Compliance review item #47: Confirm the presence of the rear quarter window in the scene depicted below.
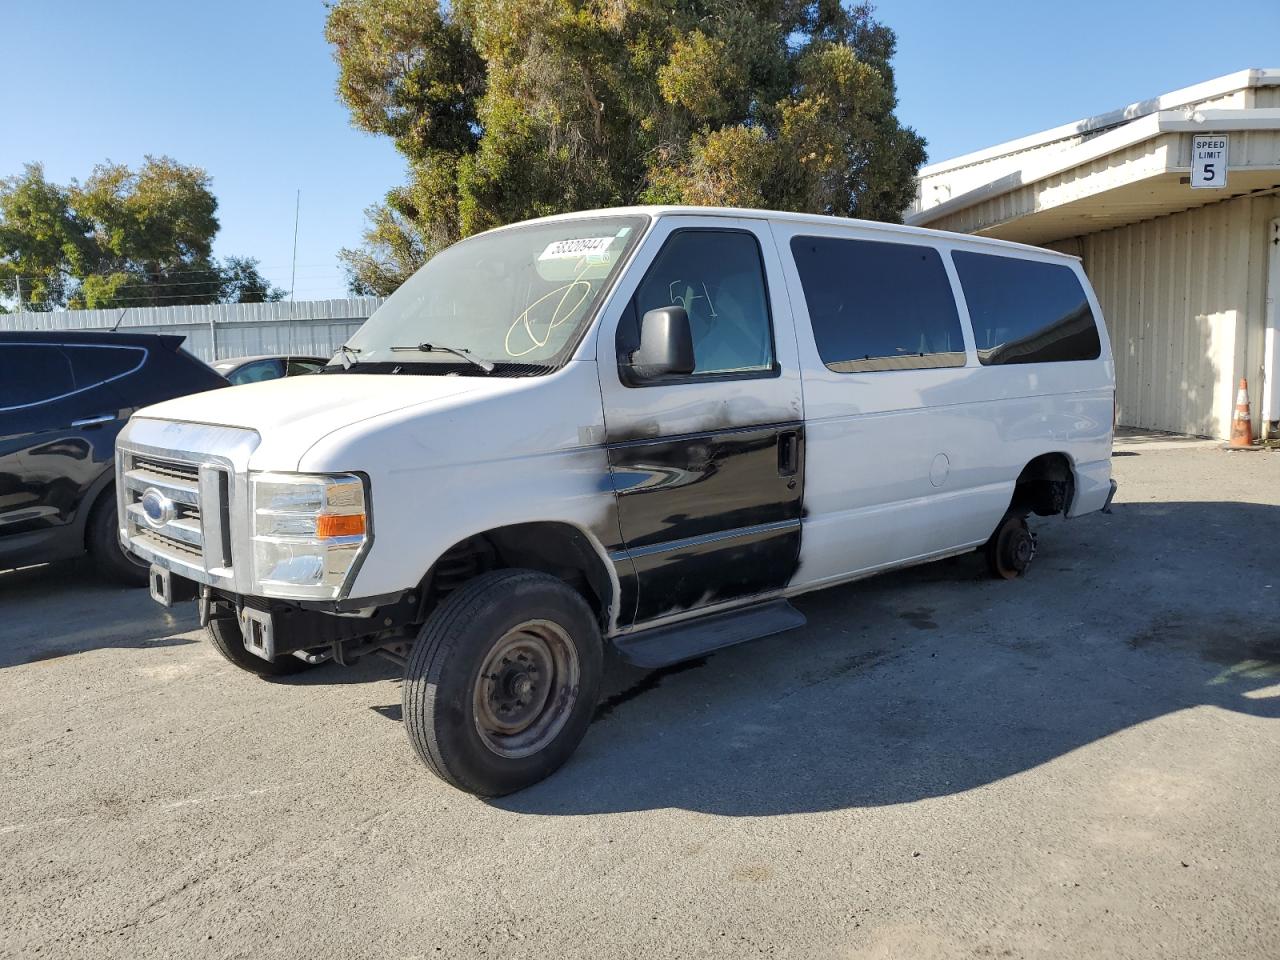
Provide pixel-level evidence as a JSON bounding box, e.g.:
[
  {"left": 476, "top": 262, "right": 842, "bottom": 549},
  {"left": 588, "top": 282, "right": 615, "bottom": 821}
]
[
  {"left": 64, "top": 345, "right": 146, "bottom": 387},
  {"left": 951, "top": 251, "right": 1101, "bottom": 365},
  {"left": 114, "top": 343, "right": 227, "bottom": 408},
  {"left": 789, "top": 236, "right": 966, "bottom": 373}
]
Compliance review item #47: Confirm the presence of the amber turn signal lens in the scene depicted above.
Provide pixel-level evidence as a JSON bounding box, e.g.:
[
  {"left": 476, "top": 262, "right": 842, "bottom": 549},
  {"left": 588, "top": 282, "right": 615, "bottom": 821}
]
[{"left": 315, "top": 514, "right": 366, "bottom": 538}]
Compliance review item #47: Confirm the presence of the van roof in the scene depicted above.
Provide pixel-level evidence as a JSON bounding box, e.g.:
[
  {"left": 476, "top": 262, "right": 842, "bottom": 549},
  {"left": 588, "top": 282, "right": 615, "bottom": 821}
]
[{"left": 487, "top": 205, "right": 1081, "bottom": 261}]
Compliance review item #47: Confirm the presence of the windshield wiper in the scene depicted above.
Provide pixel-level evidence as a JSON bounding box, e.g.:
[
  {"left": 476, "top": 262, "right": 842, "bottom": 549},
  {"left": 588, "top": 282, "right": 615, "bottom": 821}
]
[
  {"left": 335, "top": 343, "right": 362, "bottom": 369},
  {"left": 390, "top": 342, "right": 495, "bottom": 374}
]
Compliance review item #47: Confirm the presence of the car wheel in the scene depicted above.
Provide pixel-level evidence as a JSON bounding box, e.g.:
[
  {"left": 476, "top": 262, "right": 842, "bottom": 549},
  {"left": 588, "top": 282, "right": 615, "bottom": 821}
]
[
  {"left": 87, "top": 493, "right": 150, "bottom": 587},
  {"left": 206, "top": 614, "right": 313, "bottom": 677},
  {"left": 402, "top": 569, "right": 603, "bottom": 796}
]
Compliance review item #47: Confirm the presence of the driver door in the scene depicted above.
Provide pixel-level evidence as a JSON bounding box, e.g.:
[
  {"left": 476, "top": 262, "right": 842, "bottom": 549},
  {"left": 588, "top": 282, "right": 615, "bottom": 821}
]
[{"left": 595, "top": 215, "right": 805, "bottom": 628}]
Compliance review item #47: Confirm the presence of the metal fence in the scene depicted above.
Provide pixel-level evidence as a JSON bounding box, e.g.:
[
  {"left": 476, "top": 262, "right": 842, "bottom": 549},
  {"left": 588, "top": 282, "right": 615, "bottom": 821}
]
[{"left": 0, "top": 298, "right": 385, "bottom": 363}]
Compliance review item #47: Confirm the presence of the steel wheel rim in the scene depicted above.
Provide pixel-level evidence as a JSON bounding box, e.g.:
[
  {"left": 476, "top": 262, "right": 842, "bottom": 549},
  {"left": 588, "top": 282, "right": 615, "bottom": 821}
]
[
  {"left": 996, "top": 522, "right": 1035, "bottom": 578},
  {"left": 473, "top": 619, "right": 580, "bottom": 759}
]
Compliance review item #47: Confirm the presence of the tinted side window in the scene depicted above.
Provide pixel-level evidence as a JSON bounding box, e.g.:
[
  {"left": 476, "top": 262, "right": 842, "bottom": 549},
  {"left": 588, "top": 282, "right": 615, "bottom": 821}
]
[
  {"left": 952, "top": 251, "right": 1101, "bottom": 365},
  {"left": 0, "top": 345, "right": 75, "bottom": 409},
  {"left": 287, "top": 358, "right": 325, "bottom": 375},
  {"left": 789, "top": 236, "right": 966, "bottom": 372},
  {"left": 620, "top": 230, "right": 775, "bottom": 377},
  {"left": 227, "top": 358, "right": 285, "bottom": 385},
  {"left": 64, "top": 345, "right": 146, "bottom": 387}
]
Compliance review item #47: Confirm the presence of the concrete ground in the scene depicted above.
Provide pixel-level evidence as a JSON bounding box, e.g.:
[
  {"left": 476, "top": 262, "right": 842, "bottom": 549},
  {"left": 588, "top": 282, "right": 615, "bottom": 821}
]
[{"left": 3, "top": 438, "right": 1279, "bottom": 959}]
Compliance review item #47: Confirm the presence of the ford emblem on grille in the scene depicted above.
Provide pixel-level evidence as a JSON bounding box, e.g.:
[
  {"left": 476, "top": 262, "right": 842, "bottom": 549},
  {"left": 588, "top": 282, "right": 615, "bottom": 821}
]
[{"left": 140, "top": 487, "right": 176, "bottom": 529}]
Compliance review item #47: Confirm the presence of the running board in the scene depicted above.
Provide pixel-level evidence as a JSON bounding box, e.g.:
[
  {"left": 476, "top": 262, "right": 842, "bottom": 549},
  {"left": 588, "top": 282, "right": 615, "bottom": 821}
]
[{"left": 612, "top": 600, "right": 807, "bottom": 669}]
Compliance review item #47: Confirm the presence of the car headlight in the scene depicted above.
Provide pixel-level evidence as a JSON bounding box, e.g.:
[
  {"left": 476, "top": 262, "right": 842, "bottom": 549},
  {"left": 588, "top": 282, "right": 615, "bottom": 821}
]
[{"left": 250, "top": 472, "right": 370, "bottom": 599}]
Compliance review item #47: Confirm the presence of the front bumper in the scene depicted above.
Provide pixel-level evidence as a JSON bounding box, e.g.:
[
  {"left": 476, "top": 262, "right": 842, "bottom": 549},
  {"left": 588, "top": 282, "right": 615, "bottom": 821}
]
[{"left": 146, "top": 557, "right": 417, "bottom": 663}]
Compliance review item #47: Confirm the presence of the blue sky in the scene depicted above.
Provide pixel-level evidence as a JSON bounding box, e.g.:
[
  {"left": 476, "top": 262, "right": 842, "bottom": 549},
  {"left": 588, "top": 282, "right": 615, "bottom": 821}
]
[{"left": 4, "top": 0, "right": 1278, "bottom": 299}]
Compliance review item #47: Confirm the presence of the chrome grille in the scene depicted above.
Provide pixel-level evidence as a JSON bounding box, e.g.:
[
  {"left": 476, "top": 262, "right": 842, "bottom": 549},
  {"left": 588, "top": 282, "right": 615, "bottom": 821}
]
[
  {"left": 121, "top": 451, "right": 229, "bottom": 571},
  {"left": 133, "top": 527, "right": 203, "bottom": 561},
  {"left": 115, "top": 420, "right": 259, "bottom": 593},
  {"left": 131, "top": 455, "right": 200, "bottom": 484}
]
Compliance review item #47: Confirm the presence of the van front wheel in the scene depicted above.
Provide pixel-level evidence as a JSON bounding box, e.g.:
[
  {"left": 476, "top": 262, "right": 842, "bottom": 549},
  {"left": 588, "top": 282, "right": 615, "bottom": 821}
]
[
  {"left": 985, "top": 513, "right": 1036, "bottom": 580},
  {"left": 402, "top": 570, "right": 603, "bottom": 796}
]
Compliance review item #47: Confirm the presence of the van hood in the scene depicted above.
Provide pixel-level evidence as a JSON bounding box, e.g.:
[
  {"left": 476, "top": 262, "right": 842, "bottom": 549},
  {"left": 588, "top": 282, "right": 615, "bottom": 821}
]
[{"left": 133, "top": 372, "right": 506, "bottom": 467}]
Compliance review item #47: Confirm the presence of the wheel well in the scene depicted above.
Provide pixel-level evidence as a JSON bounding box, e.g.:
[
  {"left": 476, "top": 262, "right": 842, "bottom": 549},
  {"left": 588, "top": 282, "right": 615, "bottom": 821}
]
[
  {"left": 1010, "top": 454, "right": 1075, "bottom": 518},
  {"left": 421, "top": 523, "right": 613, "bottom": 628}
]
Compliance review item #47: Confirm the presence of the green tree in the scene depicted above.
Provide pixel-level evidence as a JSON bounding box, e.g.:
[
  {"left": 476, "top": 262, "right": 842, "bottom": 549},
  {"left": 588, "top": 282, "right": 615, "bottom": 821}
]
[
  {"left": 0, "top": 164, "right": 93, "bottom": 309},
  {"left": 1, "top": 157, "right": 283, "bottom": 310},
  {"left": 217, "top": 256, "right": 286, "bottom": 303},
  {"left": 68, "top": 156, "right": 224, "bottom": 309},
  {"left": 327, "top": 0, "right": 926, "bottom": 294}
]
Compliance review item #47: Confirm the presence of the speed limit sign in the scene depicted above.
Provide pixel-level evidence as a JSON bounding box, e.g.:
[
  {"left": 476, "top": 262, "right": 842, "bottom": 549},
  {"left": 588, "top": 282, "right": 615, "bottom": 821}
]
[{"left": 1191, "top": 135, "right": 1229, "bottom": 189}]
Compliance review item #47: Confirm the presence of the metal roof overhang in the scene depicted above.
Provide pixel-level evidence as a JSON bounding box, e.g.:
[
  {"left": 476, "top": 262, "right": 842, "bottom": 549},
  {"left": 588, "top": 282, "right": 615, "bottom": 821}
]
[{"left": 908, "top": 109, "right": 1280, "bottom": 246}]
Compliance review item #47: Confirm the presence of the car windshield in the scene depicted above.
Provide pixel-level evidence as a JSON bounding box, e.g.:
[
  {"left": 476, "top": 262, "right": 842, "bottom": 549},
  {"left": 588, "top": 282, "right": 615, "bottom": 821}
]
[{"left": 337, "top": 215, "right": 648, "bottom": 373}]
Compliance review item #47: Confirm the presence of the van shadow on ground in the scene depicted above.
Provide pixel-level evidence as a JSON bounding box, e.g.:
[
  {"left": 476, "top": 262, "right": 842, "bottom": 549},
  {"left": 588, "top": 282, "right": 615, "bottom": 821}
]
[{"left": 498, "top": 499, "right": 1280, "bottom": 817}]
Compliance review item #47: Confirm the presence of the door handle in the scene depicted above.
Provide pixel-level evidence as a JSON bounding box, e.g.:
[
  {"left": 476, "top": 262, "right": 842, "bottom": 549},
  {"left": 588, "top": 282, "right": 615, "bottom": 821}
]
[
  {"left": 777, "top": 430, "right": 799, "bottom": 478},
  {"left": 71, "top": 414, "right": 115, "bottom": 428}
]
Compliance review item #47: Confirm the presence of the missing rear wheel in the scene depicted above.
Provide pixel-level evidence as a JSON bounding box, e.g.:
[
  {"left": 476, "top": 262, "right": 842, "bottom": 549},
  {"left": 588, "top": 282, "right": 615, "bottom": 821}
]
[{"left": 985, "top": 513, "right": 1036, "bottom": 580}]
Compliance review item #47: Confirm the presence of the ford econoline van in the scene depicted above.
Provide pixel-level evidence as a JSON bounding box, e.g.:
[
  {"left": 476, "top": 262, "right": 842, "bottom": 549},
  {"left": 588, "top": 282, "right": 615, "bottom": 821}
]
[{"left": 116, "top": 207, "right": 1116, "bottom": 796}]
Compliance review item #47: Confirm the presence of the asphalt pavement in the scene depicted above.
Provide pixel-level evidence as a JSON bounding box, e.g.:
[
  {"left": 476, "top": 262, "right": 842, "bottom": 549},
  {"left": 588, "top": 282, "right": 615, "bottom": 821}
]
[{"left": 3, "top": 433, "right": 1279, "bottom": 959}]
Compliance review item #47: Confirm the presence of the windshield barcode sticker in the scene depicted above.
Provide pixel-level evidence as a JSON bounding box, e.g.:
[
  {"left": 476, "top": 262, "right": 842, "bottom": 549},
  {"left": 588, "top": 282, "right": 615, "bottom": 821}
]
[{"left": 538, "top": 237, "right": 615, "bottom": 261}]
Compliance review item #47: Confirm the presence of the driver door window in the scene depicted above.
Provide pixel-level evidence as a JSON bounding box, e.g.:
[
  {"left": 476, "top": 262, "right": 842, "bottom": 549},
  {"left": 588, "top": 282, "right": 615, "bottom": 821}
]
[{"left": 619, "top": 230, "right": 776, "bottom": 378}]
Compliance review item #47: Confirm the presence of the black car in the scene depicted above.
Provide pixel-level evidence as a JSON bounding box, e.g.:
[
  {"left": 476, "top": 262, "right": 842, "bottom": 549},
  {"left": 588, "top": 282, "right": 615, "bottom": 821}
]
[{"left": 0, "top": 331, "right": 227, "bottom": 583}]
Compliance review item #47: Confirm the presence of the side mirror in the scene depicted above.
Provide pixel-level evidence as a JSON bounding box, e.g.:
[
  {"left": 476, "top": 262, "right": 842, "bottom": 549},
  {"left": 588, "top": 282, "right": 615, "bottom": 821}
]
[{"left": 625, "top": 306, "right": 695, "bottom": 381}]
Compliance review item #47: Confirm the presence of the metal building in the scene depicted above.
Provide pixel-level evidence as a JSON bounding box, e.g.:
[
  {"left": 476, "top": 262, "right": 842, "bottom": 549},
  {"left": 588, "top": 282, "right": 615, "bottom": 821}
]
[
  {"left": 0, "top": 297, "right": 383, "bottom": 364},
  {"left": 909, "top": 69, "right": 1280, "bottom": 440}
]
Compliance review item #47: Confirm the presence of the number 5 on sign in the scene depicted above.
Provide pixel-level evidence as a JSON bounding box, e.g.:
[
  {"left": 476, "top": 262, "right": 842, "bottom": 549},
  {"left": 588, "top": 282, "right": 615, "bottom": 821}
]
[{"left": 1192, "top": 134, "right": 1229, "bottom": 189}]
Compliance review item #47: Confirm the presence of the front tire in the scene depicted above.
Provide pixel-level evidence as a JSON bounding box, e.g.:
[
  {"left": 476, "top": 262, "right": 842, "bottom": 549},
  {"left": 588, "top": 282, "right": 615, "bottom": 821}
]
[
  {"left": 87, "top": 495, "right": 149, "bottom": 587},
  {"left": 206, "top": 615, "right": 312, "bottom": 677},
  {"left": 402, "top": 570, "right": 603, "bottom": 797}
]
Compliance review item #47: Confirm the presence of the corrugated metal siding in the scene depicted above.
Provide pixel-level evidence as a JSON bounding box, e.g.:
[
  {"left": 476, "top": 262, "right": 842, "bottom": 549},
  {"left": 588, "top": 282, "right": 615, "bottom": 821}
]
[
  {"left": 1072, "top": 193, "right": 1279, "bottom": 438},
  {"left": 915, "top": 132, "right": 1095, "bottom": 213},
  {"left": 1256, "top": 87, "right": 1280, "bottom": 108},
  {"left": 0, "top": 298, "right": 383, "bottom": 363}
]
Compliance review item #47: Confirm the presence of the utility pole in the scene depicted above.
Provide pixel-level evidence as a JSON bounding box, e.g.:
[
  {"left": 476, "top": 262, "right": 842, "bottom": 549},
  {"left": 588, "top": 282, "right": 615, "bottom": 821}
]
[
  {"left": 14, "top": 276, "right": 21, "bottom": 309},
  {"left": 290, "top": 189, "right": 300, "bottom": 303}
]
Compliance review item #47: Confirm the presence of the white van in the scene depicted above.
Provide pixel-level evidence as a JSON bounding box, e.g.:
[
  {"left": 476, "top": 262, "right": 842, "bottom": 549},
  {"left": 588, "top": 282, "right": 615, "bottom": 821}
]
[{"left": 117, "top": 206, "right": 1116, "bottom": 795}]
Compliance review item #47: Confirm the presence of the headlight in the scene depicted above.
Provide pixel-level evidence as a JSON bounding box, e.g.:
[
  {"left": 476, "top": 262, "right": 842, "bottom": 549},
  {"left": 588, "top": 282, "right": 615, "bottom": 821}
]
[{"left": 250, "top": 472, "right": 370, "bottom": 599}]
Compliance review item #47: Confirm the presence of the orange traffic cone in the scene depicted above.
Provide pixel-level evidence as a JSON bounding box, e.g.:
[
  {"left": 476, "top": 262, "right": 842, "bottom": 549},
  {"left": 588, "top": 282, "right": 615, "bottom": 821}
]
[{"left": 1229, "top": 377, "right": 1255, "bottom": 448}]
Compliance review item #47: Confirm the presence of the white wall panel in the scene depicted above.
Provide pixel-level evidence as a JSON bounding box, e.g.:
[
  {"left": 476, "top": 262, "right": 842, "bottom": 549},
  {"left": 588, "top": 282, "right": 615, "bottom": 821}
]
[
  {"left": 0, "top": 298, "right": 381, "bottom": 363},
  {"left": 1070, "top": 194, "right": 1279, "bottom": 437}
]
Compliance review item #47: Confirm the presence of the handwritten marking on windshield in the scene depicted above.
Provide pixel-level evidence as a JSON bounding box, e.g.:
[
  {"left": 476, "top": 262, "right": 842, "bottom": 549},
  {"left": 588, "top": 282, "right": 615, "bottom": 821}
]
[{"left": 505, "top": 257, "right": 596, "bottom": 357}]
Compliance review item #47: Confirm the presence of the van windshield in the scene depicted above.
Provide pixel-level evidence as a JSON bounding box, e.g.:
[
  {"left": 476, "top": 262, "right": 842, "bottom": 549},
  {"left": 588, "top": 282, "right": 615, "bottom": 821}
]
[{"left": 335, "top": 216, "right": 648, "bottom": 374}]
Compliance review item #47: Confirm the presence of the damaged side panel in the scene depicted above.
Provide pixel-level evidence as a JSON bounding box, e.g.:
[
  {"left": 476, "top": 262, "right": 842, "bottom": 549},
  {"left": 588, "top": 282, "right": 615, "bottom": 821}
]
[{"left": 607, "top": 423, "right": 804, "bottom": 623}]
